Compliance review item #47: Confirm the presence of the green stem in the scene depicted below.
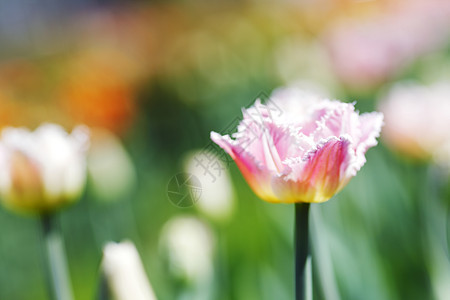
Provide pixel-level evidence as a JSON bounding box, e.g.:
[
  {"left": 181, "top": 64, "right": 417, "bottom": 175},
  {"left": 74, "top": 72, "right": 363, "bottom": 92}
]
[
  {"left": 96, "top": 273, "right": 110, "bottom": 300},
  {"left": 40, "top": 214, "right": 74, "bottom": 300},
  {"left": 295, "top": 203, "right": 310, "bottom": 300}
]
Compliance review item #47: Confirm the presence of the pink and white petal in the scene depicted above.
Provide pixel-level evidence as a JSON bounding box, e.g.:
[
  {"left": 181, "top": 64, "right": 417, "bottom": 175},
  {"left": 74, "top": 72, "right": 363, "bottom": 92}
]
[
  {"left": 312, "top": 101, "right": 360, "bottom": 142},
  {"left": 272, "top": 137, "right": 354, "bottom": 203},
  {"left": 210, "top": 132, "right": 278, "bottom": 202},
  {"left": 357, "top": 112, "right": 384, "bottom": 153},
  {"left": 267, "top": 88, "right": 321, "bottom": 127},
  {"left": 339, "top": 111, "right": 383, "bottom": 175},
  {"left": 261, "top": 122, "right": 307, "bottom": 166},
  {"left": 232, "top": 120, "right": 306, "bottom": 174},
  {"left": 233, "top": 105, "right": 276, "bottom": 168},
  {"left": 239, "top": 99, "right": 273, "bottom": 130}
]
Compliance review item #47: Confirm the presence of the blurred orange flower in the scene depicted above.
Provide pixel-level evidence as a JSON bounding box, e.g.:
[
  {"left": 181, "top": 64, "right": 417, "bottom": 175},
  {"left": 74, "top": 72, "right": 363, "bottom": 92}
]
[{"left": 59, "top": 48, "right": 137, "bottom": 134}]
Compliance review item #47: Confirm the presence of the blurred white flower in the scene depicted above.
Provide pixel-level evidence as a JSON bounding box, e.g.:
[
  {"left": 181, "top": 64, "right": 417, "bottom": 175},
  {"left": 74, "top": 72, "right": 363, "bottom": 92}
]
[
  {"left": 0, "top": 123, "right": 89, "bottom": 213},
  {"left": 184, "top": 150, "right": 234, "bottom": 222},
  {"left": 160, "top": 216, "right": 214, "bottom": 283},
  {"left": 102, "top": 241, "right": 157, "bottom": 300},
  {"left": 88, "top": 128, "right": 136, "bottom": 202},
  {"left": 379, "top": 81, "right": 450, "bottom": 168}
]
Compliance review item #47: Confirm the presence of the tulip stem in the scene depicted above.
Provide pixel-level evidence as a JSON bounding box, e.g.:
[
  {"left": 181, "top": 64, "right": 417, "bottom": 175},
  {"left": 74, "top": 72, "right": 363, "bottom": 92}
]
[
  {"left": 40, "top": 214, "right": 74, "bottom": 300},
  {"left": 295, "top": 203, "right": 310, "bottom": 300},
  {"left": 97, "top": 273, "right": 110, "bottom": 300}
]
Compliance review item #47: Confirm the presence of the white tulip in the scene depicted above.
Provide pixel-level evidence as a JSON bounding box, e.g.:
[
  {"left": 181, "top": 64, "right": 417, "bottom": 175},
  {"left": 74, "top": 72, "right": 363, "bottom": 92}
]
[
  {"left": 184, "top": 150, "right": 235, "bottom": 222},
  {"left": 160, "top": 216, "right": 214, "bottom": 283},
  {"left": 102, "top": 241, "right": 157, "bottom": 300},
  {"left": 0, "top": 123, "right": 89, "bottom": 213},
  {"left": 87, "top": 128, "right": 136, "bottom": 202}
]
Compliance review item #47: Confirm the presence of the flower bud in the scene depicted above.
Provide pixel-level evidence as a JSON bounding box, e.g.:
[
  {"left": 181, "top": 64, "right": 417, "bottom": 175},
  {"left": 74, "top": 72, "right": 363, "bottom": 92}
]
[{"left": 102, "top": 241, "right": 157, "bottom": 300}]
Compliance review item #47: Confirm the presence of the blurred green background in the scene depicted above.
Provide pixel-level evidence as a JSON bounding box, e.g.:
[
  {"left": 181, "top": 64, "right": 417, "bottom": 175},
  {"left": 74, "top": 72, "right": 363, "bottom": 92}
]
[{"left": 0, "top": 0, "right": 449, "bottom": 299}]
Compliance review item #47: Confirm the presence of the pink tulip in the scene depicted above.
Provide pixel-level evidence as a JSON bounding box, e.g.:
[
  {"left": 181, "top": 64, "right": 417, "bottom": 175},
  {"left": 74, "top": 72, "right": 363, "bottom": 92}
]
[{"left": 211, "top": 88, "right": 383, "bottom": 203}]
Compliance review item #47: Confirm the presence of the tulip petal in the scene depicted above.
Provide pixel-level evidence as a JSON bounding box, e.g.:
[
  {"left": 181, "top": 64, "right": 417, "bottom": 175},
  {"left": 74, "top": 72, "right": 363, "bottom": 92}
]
[
  {"left": 345, "top": 112, "right": 384, "bottom": 176},
  {"left": 212, "top": 118, "right": 320, "bottom": 202},
  {"left": 272, "top": 136, "right": 353, "bottom": 203},
  {"left": 312, "top": 101, "right": 359, "bottom": 142},
  {"left": 211, "top": 132, "right": 278, "bottom": 202},
  {"left": 358, "top": 112, "right": 384, "bottom": 153}
]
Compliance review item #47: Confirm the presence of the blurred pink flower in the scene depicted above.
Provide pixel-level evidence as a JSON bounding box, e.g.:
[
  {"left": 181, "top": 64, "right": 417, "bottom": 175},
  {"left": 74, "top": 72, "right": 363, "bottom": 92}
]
[
  {"left": 379, "top": 81, "right": 450, "bottom": 168},
  {"left": 211, "top": 88, "right": 383, "bottom": 203},
  {"left": 324, "top": 1, "right": 450, "bottom": 89}
]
